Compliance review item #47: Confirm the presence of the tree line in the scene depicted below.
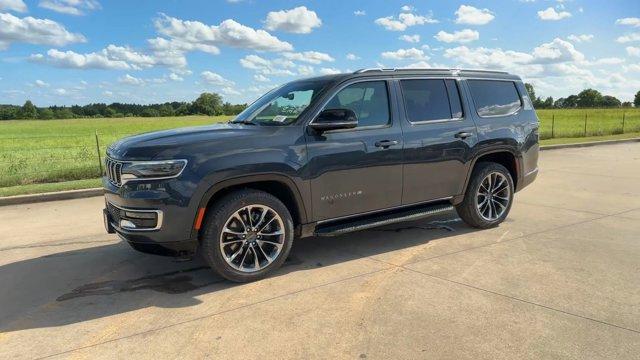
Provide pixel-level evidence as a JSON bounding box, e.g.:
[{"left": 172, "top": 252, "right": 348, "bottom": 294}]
[
  {"left": 526, "top": 84, "right": 640, "bottom": 109},
  {"left": 0, "top": 92, "right": 247, "bottom": 120}
]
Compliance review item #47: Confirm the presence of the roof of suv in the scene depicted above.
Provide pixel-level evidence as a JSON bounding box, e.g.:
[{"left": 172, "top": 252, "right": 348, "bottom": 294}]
[{"left": 302, "top": 68, "right": 521, "bottom": 83}]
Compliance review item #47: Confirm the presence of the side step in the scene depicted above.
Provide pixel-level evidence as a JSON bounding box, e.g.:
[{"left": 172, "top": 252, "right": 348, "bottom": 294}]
[{"left": 314, "top": 203, "right": 454, "bottom": 237}]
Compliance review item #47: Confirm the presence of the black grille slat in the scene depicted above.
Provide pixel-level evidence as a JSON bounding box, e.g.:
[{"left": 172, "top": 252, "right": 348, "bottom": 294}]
[{"left": 105, "top": 157, "right": 124, "bottom": 187}]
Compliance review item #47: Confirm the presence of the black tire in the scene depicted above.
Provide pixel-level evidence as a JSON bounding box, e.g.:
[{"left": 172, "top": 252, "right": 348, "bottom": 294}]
[
  {"left": 200, "top": 189, "right": 294, "bottom": 282},
  {"left": 456, "top": 162, "right": 514, "bottom": 229}
]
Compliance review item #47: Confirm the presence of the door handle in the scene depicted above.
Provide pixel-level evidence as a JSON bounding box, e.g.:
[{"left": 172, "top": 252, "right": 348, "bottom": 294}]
[
  {"left": 375, "top": 140, "right": 398, "bottom": 149},
  {"left": 454, "top": 132, "right": 473, "bottom": 139}
]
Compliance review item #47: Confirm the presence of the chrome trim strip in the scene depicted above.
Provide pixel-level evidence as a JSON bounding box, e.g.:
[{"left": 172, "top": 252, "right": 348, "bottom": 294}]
[
  {"left": 316, "top": 196, "right": 453, "bottom": 225},
  {"left": 105, "top": 158, "right": 188, "bottom": 186},
  {"left": 107, "top": 202, "right": 163, "bottom": 232}
]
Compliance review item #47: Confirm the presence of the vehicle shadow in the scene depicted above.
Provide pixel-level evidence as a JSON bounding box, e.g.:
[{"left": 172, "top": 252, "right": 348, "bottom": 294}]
[{"left": 1, "top": 211, "right": 478, "bottom": 333}]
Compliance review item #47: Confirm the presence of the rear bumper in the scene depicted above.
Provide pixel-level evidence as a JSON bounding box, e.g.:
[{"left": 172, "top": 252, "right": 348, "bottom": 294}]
[{"left": 517, "top": 167, "right": 538, "bottom": 192}]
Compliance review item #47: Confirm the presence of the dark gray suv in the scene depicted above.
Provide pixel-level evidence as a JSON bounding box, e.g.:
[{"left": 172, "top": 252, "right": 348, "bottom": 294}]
[{"left": 103, "top": 68, "right": 539, "bottom": 282}]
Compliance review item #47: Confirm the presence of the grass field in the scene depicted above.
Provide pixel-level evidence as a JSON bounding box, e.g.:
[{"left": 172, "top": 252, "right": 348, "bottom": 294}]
[{"left": 1, "top": 109, "right": 640, "bottom": 196}]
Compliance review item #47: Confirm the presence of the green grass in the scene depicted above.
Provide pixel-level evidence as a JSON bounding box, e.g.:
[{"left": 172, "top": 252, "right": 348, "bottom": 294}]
[
  {"left": 1, "top": 110, "right": 640, "bottom": 197},
  {"left": 0, "top": 178, "right": 102, "bottom": 197},
  {"left": 540, "top": 131, "right": 640, "bottom": 146},
  {"left": 537, "top": 108, "right": 640, "bottom": 139},
  {"left": 0, "top": 115, "right": 230, "bottom": 188}
]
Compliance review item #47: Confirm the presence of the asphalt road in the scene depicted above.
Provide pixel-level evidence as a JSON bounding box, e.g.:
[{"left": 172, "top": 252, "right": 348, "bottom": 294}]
[{"left": 1, "top": 143, "right": 639, "bottom": 359}]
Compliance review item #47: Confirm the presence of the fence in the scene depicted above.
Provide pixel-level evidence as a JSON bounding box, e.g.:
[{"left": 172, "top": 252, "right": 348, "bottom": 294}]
[{"left": 1, "top": 110, "right": 640, "bottom": 190}]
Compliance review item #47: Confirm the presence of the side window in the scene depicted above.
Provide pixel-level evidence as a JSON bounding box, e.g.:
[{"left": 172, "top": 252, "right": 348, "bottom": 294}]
[
  {"left": 324, "top": 81, "right": 390, "bottom": 127},
  {"left": 467, "top": 80, "right": 522, "bottom": 117},
  {"left": 400, "top": 79, "right": 452, "bottom": 122},
  {"left": 445, "top": 79, "right": 463, "bottom": 118}
]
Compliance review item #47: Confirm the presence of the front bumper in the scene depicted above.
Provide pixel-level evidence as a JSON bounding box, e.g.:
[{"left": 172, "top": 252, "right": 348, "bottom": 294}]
[{"left": 102, "top": 177, "right": 200, "bottom": 257}]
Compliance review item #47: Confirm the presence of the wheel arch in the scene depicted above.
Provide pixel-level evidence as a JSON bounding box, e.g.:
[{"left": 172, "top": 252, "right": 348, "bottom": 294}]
[
  {"left": 192, "top": 174, "right": 308, "bottom": 238},
  {"left": 455, "top": 148, "right": 521, "bottom": 204}
]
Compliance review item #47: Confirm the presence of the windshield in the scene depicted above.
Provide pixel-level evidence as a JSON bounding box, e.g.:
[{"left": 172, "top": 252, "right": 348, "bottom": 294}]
[{"left": 232, "top": 80, "right": 332, "bottom": 125}]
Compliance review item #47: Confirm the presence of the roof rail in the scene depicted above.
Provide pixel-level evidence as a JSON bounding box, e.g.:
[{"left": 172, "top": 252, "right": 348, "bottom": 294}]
[{"left": 353, "top": 68, "right": 509, "bottom": 75}]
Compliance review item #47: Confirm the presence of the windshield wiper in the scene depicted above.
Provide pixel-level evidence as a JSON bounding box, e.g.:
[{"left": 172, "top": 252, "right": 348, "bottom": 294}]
[{"left": 230, "top": 119, "right": 257, "bottom": 125}]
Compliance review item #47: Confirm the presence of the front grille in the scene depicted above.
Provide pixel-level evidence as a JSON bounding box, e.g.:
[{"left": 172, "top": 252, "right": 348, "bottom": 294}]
[
  {"left": 106, "top": 202, "right": 123, "bottom": 223},
  {"left": 105, "top": 157, "right": 124, "bottom": 186}
]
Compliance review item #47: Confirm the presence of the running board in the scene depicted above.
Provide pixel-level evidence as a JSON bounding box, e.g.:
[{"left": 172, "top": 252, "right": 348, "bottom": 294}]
[{"left": 314, "top": 203, "right": 454, "bottom": 237}]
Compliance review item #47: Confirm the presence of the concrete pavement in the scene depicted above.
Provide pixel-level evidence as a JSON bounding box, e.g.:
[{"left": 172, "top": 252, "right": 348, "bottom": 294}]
[{"left": 1, "top": 143, "right": 639, "bottom": 359}]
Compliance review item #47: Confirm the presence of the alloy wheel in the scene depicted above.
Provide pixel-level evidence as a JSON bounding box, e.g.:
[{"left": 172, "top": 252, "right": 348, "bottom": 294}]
[
  {"left": 476, "top": 172, "right": 511, "bottom": 221},
  {"left": 219, "top": 205, "right": 285, "bottom": 273}
]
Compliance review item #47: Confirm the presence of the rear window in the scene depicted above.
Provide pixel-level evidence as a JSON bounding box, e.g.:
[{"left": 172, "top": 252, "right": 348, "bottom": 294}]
[
  {"left": 468, "top": 80, "right": 522, "bottom": 117},
  {"left": 400, "top": 79, "right": 462, "bottom": 122}
]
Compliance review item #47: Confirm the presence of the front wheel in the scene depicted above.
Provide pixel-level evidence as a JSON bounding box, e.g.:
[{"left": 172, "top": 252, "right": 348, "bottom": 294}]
[
  {"left": 200, "top": 189, "right": 294, "bottom": 282},
  {"left": 456, "top": 162, "right": 514, "bottom": 229}
]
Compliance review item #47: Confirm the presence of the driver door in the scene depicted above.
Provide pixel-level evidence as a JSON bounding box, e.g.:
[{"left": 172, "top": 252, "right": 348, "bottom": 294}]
[{"left": 304, "top": 80, "right": 404, "bottom": 221}]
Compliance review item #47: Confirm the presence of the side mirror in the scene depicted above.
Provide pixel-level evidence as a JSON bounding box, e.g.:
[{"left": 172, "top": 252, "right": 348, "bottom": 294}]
[{"left": 309, "top": 108, "right": 358, "bottom": 132}]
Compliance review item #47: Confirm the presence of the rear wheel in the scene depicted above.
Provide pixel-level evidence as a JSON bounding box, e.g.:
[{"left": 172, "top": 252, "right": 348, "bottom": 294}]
[
  {"left": 456, "top": 162, "right": 514, "bottom": 228},
  {"left": 200, "top": 189, "right": 294, "bottom": 282}
]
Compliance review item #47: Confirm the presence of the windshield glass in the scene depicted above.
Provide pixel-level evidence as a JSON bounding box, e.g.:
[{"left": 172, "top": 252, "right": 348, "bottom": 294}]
[{"left": 232, "top": 80, "right": 332, "bottom": 125}]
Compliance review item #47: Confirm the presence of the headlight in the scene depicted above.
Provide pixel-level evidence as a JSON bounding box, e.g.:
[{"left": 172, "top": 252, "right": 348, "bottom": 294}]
[{"left": 121, "top": 159, "right": 187, "bottom": 183}]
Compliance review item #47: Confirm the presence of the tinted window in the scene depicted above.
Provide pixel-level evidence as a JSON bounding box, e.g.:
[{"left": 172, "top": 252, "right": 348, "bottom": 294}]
[
  {"left": 325, "top": 81, "right": 389, "bottom": 127},
  {"left": 400, "top": 79, "right": 451, "bottom": 122},
  {"left": 468, "top": 80, "right": 522, "bottom": 117},
  {"left": 445, "top": 79, "right": 463, "bottom": 118}
]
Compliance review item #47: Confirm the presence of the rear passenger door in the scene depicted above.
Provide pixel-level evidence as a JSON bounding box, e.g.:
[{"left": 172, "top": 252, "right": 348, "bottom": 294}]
[{"left": 398, "top": 78, "right": 478, "bottom": 204}]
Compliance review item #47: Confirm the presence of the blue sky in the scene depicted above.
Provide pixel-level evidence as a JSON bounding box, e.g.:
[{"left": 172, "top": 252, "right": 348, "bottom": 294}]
[{"left": 1, "top": 0, "right": 639, "bottom": 106}]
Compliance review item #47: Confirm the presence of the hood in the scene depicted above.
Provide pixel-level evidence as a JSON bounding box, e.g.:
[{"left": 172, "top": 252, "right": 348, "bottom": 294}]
[{"left": 107, "top": 123, "right": 263, "bottom": 160}]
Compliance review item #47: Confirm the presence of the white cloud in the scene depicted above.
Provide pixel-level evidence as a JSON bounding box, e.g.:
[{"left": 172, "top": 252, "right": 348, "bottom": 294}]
[
  {"left": 155, "top": 14, "right": 293, "bottom": 53},
  {"left": 319, "top": 67, "right": 341, "bottom": 75},
  {"left": 118, "top": 74, "right": 145, "bottom": 86},
  {"left": 455, "top": 5, "right": 495, "bottom": 25},
  {"left": 616, "top": 33, "right": 640, "bottom": 43},
  {"left": 168, "top": 73, "right": 184, "bottom": 81},
  {"left": 282, "top": 51, "right": 334, "bottom": 64},
  {"left": 34, "top": 79, "right": 50, "bottom": 87},
  {"left": 346, "top": 53, "right": 360, "bottom": 60},
  {"left": 353, "top": 10, "right": 365, "bottom": 16},
  {"left": 30, "top": 49, "right": 130, "bottom": 70},
  {"left": 253, "top": 74, "right": 270, "bottom": 82},
  {"left": 537, "top": 7, "right": 571, "bottom": 21},
  {"left": 103, "top": 90, "right": 113, "bottom": 97},
  {"left": 616, "top": 18, "right": 640, "bottom": 27},
  {"left": 381, "top": 47, "right": 428, "bottom": 61},
  {"left": 30, "top": 45, "right": 182, "bottom": 70},
  {"left": 403, "top": 60, "right": 431, "bottom": 68},
  {"left": 38, "top": 0, "right": 100, "bottom": 16},
  {"left": 53, "top": 88, "right": 67, "bottom": 95},
  {"left": 589, "top": 57, "right": 625, "bottom": 65},
  {"left": 627, "top": 46, "right": 640, "bottom": 57},
  {"left": 297, "top": 65, "right": 314, "bottom": 76},
  {"left": 399, "top": 34, "right": 420, "bottom": 43},
  {"left": 0, "top": 0, "right": 27, "bottom": 12},
  {"left": 201, "top": 71, "right": 235, "bottom": 86},
  {"left": 375, "top": 10, "right": 438, "bottom": 31},
  {"left": 0, "top": 12, "right": 86, "bottom": 50},
  {"left": 531, "top": 38, "right": 584, "bottom": 63},
  {"left": 434, "top": 29, "right": 479, "bottom": 43},
  {"left": 220, "top": 87, "right": 241, "bottom": 96},
  {"left": 264, "top": 6, "right": 322, "bottom": 34},
  {"left": 239, "top": 54, "right": 296, "bottom": 76},
  {"left": 567, "top": 34, "right": 593, "bottom": 43}
]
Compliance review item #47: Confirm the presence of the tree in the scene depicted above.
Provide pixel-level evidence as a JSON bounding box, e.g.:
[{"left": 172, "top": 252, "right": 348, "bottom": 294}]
[
  {"left": 542, "top": 96, "right": 554, "bottom": 109},
  {"left": 622, "top": 101, "right": 633, "bottom": 108},
  {"left": 19, "top": 100, "right": 38, "bottom": 119},
  {"left": 192, "top": 92, "right": 223, "bottom": 115},
  {"left": 38, "top": 108, "right": 55, "bottom": 120},
  {"left": 564, "top": 95, "right": 579, "bottom": 108},
  {"left": 601, "top": 95, "right": 621, "bottom": 108},
  {"left": 524, "top": 83, "right": 536, "bottom": 101},
  {"left": 158, "top": 104, "right": 175, "bottom": 117},
  {"left": 576, "top": 89, "right": 603, "bottom": 108},
  {"left": 634, "top": 90, "right": 640, "bottom": 107}
]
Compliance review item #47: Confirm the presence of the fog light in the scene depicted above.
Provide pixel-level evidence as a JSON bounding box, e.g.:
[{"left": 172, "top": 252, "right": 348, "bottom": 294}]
[{"left": 120, "top": 219, "right": 137, "bottom": 229}]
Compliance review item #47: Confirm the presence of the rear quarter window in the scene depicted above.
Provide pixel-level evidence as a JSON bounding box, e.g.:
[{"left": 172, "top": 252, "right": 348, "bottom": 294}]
[{"left": 468, "top": 80, "right": 522, "bottom": 117}]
